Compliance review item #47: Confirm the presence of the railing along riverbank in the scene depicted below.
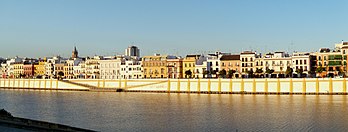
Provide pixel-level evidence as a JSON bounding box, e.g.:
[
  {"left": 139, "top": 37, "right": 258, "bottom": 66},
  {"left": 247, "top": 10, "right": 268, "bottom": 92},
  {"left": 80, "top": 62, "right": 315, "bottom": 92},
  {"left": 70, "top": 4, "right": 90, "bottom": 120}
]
[{"left": 0, "top": 78, "right": 348, "bottom": 94}]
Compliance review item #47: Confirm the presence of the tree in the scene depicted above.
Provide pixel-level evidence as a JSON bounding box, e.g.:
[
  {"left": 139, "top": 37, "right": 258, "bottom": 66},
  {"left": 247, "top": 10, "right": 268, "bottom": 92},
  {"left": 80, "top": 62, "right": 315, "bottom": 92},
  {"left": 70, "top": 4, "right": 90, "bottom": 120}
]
[
  {"left": 247, "top": 69, "right": 254, "bottom": 78},
  {"left": 211, "top": 70, "right": 218, "bottom": 78},
  {"left": 285, "top": 67, "right": 293, "bottom": 78},
  {"left": 219, "top": 69, "right": 227, "bottom": 78},
  {"left": 227, "top": 70, "right": 236, "bottom": 78},
  {"left": 316, "top": 66, "right": 324, "bottom": 77},
  {"left": 203, "top": 70, "right": 209, "bottom": 78},
  {"left": 19, "top": 73, "right": 25, "bottom": 78},
  {"left": 58, "top": 71, "right": 64, "bottom": 79},
  {"left": 265, "top": 69, "right": 274, "bottom": 78},
  {"left": 255, "top": 68, "right": 263, "bottom": 74},
  {"left": 185, "top": 70, "right": 192, "bottom": 78},
  {"left": 295, "top": 68, "right": 304, "bottom": 78},
  {"left": 338, "top": 67, "right": 344, "bottom": 77}
]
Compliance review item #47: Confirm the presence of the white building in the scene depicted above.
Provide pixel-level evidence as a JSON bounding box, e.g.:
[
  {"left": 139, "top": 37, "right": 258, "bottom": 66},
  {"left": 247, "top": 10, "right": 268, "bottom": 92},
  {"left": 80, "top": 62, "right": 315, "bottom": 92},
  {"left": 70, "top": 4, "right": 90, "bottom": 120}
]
[
  {"left": 65, "top": 58, "right": 84, "bottom": 79},
  {"left": 194, "top": 56, "right": 208, "bottom": 78},
  {"left": 262, "top": 52, "right": 292, "bottom": 77},
  {"left": 99, "top": 58, "right": 122, "bottom": 79},
  {"left": 73, "top": 61, "right": 86, "bottom": 79},
  {"left": 120, "top": 58, "right": 142, "bottom": 79},
  {"left": 292, "top": 52, "right": 314, "bottom": 77},
  {"left": 5, "top": 57, "right": 23, "bottom": 78},
  {"left": 85, "top": 56, "right": 102, "bottom": 79},
  {"left": 240, "top": 51, "right": 258, "bottom": 76}
]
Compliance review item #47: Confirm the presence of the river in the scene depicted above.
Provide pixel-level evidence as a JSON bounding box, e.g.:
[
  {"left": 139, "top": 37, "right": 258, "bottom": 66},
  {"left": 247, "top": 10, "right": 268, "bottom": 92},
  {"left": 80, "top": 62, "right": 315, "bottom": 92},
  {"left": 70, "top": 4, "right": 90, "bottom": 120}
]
[{"left": 0, "top": 90, "right": 347, "bottom": 131}]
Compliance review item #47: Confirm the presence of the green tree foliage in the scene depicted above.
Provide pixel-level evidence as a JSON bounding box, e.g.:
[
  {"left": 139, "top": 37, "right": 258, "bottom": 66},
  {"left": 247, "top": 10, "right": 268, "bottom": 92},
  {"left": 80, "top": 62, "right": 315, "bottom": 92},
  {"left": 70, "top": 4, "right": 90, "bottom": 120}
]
[
  {"left": 219, "top": 69, "right": 227, "bottom": 78},
  {"left": 185, "top": 70, "right": 192, "bottom": 78},
  {"left": 227, "top": 70, "right": 236, "bottom": 78},
  {"left": 285, "top": 67, "right": 293, "bottom": 77}
]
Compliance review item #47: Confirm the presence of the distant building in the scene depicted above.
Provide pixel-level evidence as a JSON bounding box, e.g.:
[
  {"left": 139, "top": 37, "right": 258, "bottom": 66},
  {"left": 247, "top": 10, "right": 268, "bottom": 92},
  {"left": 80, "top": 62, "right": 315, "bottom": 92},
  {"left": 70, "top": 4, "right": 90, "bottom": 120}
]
[
  {"left": 72, "top": 46, "right": 79, "bottom": 59},
  {"left": 125, "top": 46, "right": 140, "bottom": 57},
  {"left": 23, "top": 62, "right": 34, "bottom": 78}
]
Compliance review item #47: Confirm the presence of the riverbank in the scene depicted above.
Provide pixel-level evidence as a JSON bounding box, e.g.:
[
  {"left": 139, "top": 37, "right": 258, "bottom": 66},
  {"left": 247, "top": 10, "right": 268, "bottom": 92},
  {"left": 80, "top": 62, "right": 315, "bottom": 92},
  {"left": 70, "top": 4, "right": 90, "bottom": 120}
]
[{"left": 0, "top": 109, "right": 95, "bottom": 131}]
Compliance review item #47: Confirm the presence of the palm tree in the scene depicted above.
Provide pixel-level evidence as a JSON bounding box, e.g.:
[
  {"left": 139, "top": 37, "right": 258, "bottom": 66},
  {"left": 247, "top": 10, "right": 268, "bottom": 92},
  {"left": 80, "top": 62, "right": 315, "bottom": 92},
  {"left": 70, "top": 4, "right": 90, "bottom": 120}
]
[{"left": 316, "top": 66, "right": 324, "bottom": 77}]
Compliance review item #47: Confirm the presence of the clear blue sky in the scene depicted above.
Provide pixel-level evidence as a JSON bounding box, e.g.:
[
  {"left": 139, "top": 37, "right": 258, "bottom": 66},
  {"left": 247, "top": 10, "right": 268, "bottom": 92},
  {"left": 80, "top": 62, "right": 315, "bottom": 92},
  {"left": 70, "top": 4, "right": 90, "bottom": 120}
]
[{"left": 1, "top": 0, "right": 347, "bottom": 58}]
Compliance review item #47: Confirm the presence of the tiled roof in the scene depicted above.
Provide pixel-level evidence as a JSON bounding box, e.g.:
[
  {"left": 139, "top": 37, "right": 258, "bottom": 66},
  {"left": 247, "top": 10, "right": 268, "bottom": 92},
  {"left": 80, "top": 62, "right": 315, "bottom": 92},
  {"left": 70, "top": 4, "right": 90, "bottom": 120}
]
[{"left": 220, "top": 55, "right": 240, "bottom": 60}]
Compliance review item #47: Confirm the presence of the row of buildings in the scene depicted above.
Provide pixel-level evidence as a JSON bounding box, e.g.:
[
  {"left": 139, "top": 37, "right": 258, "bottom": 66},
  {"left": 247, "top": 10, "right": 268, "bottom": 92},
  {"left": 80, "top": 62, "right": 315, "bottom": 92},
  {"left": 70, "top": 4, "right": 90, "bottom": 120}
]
[{"left": 1, "top": 42, "right": 348, "bottom": 79}]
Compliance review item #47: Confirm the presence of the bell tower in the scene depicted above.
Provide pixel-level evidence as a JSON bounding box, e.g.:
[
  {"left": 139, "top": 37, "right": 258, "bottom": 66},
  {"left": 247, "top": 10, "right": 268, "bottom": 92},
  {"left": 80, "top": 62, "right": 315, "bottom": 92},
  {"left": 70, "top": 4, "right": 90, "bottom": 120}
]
[{"left": 72, "top": 46, "right": 78, "bottom": 58}]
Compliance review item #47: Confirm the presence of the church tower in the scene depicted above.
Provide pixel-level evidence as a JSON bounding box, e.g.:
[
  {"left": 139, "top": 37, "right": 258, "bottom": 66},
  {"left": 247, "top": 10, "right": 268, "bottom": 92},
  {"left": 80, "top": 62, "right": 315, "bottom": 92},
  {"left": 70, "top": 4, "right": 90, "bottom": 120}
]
[{"left": 72, "top": 46, "right": 78, "bottom": 59}]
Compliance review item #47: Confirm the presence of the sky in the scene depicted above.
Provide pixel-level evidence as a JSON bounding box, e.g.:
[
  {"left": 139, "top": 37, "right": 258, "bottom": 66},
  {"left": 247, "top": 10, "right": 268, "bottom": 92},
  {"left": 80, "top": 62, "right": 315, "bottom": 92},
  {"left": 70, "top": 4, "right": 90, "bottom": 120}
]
[{"left": 0, "top": 0, "right": 348, "bottom": 58}]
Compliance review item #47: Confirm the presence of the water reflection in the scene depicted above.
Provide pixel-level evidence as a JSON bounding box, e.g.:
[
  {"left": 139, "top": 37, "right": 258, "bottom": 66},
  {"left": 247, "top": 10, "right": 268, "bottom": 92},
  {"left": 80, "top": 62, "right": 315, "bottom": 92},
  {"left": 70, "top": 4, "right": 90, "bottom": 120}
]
[{"left": 0, "top": 90, "right": 347, "bottom": 132}]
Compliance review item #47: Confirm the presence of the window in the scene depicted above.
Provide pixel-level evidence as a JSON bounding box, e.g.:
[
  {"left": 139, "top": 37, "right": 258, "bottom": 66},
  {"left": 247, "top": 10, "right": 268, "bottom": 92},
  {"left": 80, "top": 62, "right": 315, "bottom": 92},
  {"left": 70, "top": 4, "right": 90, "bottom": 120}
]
[
  {"left": 300, "top": 60, "right": 302, "bottom": 65},
  {"left": 296, "top": 60, "right": 298, "bottom": 65},
  {"left": 304, "top": 60, "right": 307, "bottom": 64},
  {"left": 216, "top": 62, "right": 219, "bottom": 66}
]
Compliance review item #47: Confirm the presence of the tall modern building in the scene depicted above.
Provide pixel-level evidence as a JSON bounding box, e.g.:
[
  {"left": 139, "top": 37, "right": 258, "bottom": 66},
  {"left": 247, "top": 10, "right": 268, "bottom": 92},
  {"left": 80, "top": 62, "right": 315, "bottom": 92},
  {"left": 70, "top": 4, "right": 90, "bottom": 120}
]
[
  {"left": 72, "top": 46, "right": 78, "bottom": 59},
  {"left": 125, "top": 46, "right": 140, "bottom": 57}
]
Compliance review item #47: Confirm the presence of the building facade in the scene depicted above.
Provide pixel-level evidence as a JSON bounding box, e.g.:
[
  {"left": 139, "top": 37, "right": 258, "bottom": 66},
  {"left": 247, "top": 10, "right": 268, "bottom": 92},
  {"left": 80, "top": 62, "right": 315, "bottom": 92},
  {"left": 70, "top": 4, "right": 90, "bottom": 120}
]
[
  {"left": 99, "top": 58, "right": 121, "bottom": 79},
  {"left": 166, "top": 58, "right": 183, "bottom": 79},
  {"left": 220, "top": 55, "right": 240, "bottom": 78},
  {"left": 142, "top": 54, "right": 176, "bottom": 78}
]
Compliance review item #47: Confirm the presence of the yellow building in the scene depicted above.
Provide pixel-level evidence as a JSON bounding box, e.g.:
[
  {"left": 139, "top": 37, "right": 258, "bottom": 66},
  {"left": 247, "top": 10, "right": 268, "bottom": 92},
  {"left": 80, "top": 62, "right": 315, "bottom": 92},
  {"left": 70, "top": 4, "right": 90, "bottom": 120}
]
[
  {"left": 34, "top": 61, "right": 46, "bottom": 78},
  {"left": 315, "top": 48, "right": 345, "bottom": 77},
  {"left": 63, "top": 65, "right": 70, "bottom": 79},
  {"left": 142, "top": 54, "right": 176, "bottom": 78},
  {"left": 13, "top": 62, "right": 24, "bottom": 78},
  {"left": 182, "top": 55, "right": 200, "bottom": 78}
]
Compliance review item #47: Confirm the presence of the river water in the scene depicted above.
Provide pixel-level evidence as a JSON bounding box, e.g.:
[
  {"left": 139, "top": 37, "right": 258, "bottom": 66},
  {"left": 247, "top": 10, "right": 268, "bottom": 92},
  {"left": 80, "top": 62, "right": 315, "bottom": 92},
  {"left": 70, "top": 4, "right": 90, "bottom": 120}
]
[{"left": 0, "top": 90, "right": 347, "bottom": 132}]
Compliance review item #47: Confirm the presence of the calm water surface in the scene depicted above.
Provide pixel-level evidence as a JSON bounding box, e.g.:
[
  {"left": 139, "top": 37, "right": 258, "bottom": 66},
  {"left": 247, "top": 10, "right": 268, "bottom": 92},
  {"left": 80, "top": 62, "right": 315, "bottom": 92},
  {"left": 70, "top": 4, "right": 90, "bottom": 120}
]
[{"left": 0, "top": 89, "right": 347, "bottom": 132}]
